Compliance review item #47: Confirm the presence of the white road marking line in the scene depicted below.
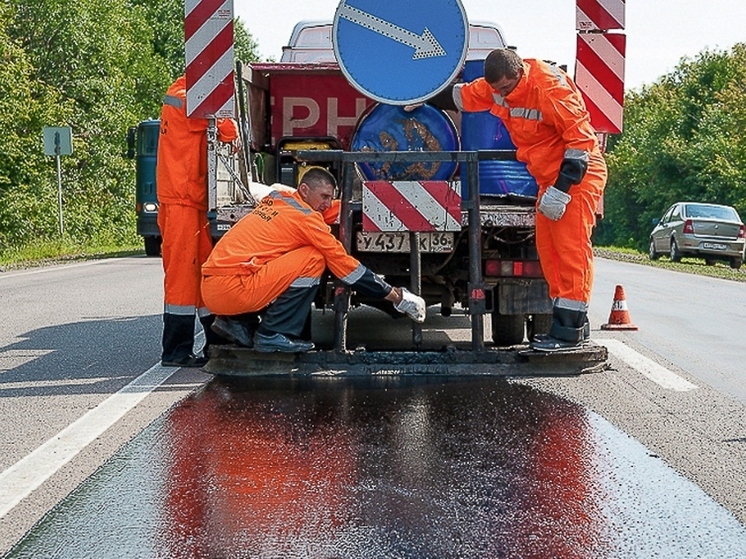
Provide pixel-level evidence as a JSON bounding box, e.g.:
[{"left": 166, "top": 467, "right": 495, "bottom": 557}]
[
  {"left": 0, "top": 363, "right": 177, "bottom": 519},
  {"left": 597, "top": 338, "right": 698, "bottom": 392}
]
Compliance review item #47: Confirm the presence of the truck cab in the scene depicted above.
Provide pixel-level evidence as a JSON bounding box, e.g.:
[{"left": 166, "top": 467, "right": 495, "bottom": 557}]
[{"left": 126, "top": 119, "right": 161, "bottom": 256}]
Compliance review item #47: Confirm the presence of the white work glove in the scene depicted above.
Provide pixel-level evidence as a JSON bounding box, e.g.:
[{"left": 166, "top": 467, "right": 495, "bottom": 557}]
[
  {"left": 394, "top": 287, "right": 427, "bottom": 323},
  {"left": 537, "top": 186, "right": 572, "bottom": 221}
]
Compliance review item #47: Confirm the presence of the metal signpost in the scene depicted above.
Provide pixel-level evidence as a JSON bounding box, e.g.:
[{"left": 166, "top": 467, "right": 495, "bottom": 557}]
[
  {"left": 43, "top": 126, "right": 73, "bottom": 235},
  {"left": 332, "top": 0, "right": 469, "bottom": 104}
]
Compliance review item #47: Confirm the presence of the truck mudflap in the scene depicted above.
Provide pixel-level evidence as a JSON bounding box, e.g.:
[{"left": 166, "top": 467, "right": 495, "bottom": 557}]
[{"left": 204, "top": 343, "right": 608, "bottom": 377}]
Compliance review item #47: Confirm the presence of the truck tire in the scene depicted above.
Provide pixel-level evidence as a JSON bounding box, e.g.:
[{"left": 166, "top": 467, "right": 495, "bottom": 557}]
[
  {"left": 144, "top": 236, "right": 162, "bottom": 257},
  {"left": 491, "top": 312, "right": 525, "bottom": 346},
  {"left": 526, "top": 313, "right": 552, "bottom": 341}
]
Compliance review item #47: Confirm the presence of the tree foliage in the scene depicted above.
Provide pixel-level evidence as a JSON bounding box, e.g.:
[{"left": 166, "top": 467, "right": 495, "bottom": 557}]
[
  {"left": 596, "top": 44, "right": 746, "bottom": 250},
  {"left": 0, "top": 0, "right": 260, "bottom": 256}
]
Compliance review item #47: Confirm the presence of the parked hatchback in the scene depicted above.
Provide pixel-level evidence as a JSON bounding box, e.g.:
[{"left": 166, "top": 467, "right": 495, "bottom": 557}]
[{"left": 649, "top": 202, "right": 746, "bottom": 269}]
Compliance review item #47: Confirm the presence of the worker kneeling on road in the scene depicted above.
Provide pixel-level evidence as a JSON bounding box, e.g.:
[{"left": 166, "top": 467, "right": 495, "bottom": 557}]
[{"left": 201, "top": 167, "right": 426, "bottom": 353}]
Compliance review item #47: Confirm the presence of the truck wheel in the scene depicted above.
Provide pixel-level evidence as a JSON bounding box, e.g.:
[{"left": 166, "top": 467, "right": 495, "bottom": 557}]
[
  {"left": 144, "top": 236, "right": 162, "bottom": 257},
  {"left": 491, "top": 312, "right": 525, "bottom": 346},
  {"left": 526, "top": 314, "right": 552, "bottom": 341}
]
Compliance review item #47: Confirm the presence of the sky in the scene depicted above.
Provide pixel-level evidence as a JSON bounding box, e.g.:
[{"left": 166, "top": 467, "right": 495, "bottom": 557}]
[{"left": 234, "top": 0, "right": 746, "bottom": 91}]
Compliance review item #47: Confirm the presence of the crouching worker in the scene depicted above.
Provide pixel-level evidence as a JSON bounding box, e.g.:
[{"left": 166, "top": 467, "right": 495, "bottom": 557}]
[{"left": 201, "top": 167, "right": 426, "bottom": 353}]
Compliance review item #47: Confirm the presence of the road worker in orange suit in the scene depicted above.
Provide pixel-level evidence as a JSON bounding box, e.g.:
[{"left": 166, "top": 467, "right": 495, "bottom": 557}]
[
  {"left": 201, "top": 167, "right": 426, "bottom": 353},
  {"left": 421, "top": 48, "right": 607, "bottom": 350},
  {"left": 156, "top": 74, "right": 239, "bottom": 367}
]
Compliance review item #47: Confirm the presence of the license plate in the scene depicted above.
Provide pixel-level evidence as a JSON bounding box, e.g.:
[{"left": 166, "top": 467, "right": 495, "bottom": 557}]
[
  {"left": 356, "top": 231, "right": 454, "bottom": 253},
  {"left": 701, "top": 242, "right": 728, "bottom": 250}
]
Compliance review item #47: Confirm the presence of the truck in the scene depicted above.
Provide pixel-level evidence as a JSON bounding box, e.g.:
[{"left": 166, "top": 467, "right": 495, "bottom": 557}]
[{"left": 131, "top": 18, "right": 608, "bottom": 375}]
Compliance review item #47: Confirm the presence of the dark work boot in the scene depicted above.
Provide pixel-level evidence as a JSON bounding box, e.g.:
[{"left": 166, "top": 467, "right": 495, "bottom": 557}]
[
  {"left": 530, "top": 307, "right": 588, "bottom": 352},
  {"left": 162, "top": 313, "right": 201, "bottom": 365},
  {"left": 211, "top": 316, "right": 254, "bottom": 347}
]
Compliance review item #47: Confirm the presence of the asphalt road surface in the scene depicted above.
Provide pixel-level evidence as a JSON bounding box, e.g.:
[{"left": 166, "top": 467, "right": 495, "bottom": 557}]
[{"left": 1, "top": 255, "right": 745, "bottom": 557}]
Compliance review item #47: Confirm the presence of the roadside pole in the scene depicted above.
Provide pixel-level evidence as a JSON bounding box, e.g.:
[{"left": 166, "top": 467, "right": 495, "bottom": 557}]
[{"left": 43, "top": 126, "right": 73, "bottom": 235}]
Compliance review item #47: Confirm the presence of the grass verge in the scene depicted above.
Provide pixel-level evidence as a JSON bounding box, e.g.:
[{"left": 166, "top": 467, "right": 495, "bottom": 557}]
[{"left": 594, "top": 246, "right": 746, "bottom": 283}]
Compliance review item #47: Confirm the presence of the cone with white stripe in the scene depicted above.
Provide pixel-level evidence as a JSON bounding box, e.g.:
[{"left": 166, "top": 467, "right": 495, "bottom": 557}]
[{"left": 601, "top": 284, "right": 638, "bottom": 330}]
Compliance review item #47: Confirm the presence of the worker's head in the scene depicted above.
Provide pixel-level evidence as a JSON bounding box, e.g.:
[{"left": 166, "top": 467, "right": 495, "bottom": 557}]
[
  {"left": 484, "top": 48, "right": 524, "bottom": 98},
  {"left": 297, "top": 167, "right": 337, "bottom": 212}
]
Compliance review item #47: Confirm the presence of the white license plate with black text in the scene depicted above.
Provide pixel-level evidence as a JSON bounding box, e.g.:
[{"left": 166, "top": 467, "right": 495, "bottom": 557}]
[{"left": 356, "top": 231, "right": 454, "bottom": 253}]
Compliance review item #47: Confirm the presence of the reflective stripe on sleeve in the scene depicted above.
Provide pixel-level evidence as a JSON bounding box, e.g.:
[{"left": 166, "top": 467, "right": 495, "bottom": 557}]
[
  {"left": 163, "top": 95, "right": 183, "bottom": 109},
  {"left": 340, "top": 263, "right": 366, "bottom": 285},
  {"left": 564, "top": 149, "right": 590, "bottom": 163}
]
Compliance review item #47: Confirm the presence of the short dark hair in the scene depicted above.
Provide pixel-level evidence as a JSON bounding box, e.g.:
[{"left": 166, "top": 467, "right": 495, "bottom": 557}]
[
  {"left": 301, "top": 166, "right": 337, "bottom": 190},
  {"left": 484, "top": 48, "right": 524, "bottom": 84}
]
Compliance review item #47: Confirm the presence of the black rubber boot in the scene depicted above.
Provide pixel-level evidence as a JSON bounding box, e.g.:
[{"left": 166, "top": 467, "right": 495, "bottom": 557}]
[
  {"left": 162, "top": 313, "right": 206, "bottom": 366},
  {"left": 530, "top": 307, "right": 588, "bottom": 352}
]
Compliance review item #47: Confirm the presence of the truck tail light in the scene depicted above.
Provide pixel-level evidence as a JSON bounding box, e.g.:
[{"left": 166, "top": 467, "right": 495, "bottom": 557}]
[
  {"left": 683, "top": 219, "right": 694, "bottom": 234},
  {"left": 484, "top": 260, "right": 543, "bottom": 278}
]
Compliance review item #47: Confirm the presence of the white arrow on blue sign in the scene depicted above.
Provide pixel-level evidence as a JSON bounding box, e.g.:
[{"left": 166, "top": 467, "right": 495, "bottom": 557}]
[{"left": 333, "top": 0, "right": 468, "bottom": 105}]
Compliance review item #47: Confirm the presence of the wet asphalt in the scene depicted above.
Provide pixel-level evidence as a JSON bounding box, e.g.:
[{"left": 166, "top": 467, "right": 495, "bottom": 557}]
[{"left": 5, "top": 375, "right": 746, "bottom": 559}]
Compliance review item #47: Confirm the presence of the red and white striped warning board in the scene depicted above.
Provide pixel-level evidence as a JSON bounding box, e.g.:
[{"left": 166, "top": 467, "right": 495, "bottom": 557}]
[
  {"left": 576, "top": 0, "right": 625, "bottom": 31},
  {"left": 576, "top": 32, "right": 625, "bottom": 134},
  {"left": 362, "top": 181, "right": 462, "bottom": 232},
  {"left": 184, "top": 0, "right": 235, "bottom": 118}
]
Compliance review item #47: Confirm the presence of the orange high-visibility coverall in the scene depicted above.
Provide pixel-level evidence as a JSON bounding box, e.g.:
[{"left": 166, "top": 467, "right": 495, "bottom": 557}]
[
  {"left": 201, "top": 191, "right": 362, "bottom": 316},
  {"left": 454, "top": 60, "right": 607, "bottom": 305},
  {"left": 156, "top": 75, "right": 238, "bottom": 359}
]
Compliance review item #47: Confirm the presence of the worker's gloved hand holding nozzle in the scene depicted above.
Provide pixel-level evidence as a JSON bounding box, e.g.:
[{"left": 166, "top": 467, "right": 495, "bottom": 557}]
[
  {"left": 537, "top": 186, "right": 571, "bottom": 221},
  {"left": 394, "top": 287, "right": 427, "bottom": 323}
]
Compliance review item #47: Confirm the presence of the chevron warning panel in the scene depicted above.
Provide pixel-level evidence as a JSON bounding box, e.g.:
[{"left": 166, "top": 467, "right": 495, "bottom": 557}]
[
  {"left": 362, "top": 181, "right": 462, "bottom": 232},
  {"left": 576, "top": 32, "right": 626, "bottom": 134},
  {"left": 576, "top": 0, "right": 625, "bottom": 31},
  {"left": 184, "top": 0, "right": 235, "bottom": 118}
]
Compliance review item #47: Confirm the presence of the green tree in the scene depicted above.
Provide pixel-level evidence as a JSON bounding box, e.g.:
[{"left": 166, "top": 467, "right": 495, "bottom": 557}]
[
  {"left": 597, "top": 43, "right": 746, "bottom": 249},
  {"left": 0, "top": 4, "right": 73, "bottom": 248}
]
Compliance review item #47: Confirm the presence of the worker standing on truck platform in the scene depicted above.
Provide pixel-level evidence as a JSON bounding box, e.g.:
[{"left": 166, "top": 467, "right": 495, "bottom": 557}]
[
  {"left": 156, "top": 74, "right": 240, "bottom": 367},
  {"left": 421, "top": 48, "right": 606, "bottom": 350},
  {"left": 201, "top": 167, "right": 426, "bottom": 353}
]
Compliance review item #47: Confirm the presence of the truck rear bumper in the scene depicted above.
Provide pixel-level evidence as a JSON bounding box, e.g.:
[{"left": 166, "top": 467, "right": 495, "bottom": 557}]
[{"left": 205, "top": 343, "right": 608, "bottom": 377}]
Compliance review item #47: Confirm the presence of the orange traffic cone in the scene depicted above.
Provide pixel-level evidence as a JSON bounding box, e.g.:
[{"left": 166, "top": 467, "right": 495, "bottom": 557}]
[{"left": 601, "top": 285, "right": 638, "bottom": 330}]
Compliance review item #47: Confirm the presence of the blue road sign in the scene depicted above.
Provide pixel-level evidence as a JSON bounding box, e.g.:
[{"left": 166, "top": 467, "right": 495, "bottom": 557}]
[{"left": 333, "top": 0, "right": 468, "bottom": 105}]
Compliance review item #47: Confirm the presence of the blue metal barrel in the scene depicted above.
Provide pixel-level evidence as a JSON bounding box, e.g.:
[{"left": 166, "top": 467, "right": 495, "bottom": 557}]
[
  {"left": 460, "top": 60, "right": 538, "bottom": 197},
  {"left": 352, "top": 103, "right": 459, "bottom": 181}
]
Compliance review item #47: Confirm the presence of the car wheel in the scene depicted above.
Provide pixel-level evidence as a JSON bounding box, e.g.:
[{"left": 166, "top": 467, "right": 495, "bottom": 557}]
[
  {"left": 704, "top": 258, "right": 717, "bottom": 266},
  {"left": 670, "top": 238, "right": 682, "bottom": 262},
  {"left": 491, "top": 312, "right": 525, "bottom": 346},
  {"left": 730, "top": 256, "right": 743, "bottom": 270},
  {"left": 649, "top": 238, "right": 660, "bottom": 260},
  {"left": 144, "top": 236, "right": 162, "bottom": 257}
]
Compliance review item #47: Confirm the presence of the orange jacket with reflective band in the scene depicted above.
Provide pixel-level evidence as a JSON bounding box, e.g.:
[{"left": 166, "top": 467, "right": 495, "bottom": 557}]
[
  {"left": 202, "top": 192, "right": 361, "bottom": 280},
  {"left": 455, "top": 60, "right": 603, "bottom": 188},
  {"left": 156, "top": 75, "right": 239, "bottom": 210}
]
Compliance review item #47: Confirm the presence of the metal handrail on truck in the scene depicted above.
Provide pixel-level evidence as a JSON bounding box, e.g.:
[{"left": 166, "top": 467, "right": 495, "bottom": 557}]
[{"left": 297, "top": 148, "right": 518, "bottom": 354}]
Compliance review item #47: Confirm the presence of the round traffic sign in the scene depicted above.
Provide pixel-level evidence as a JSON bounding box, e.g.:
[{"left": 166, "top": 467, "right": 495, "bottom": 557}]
[{"left": 333, "top": 0, "right": 468, "bottom": 105}]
